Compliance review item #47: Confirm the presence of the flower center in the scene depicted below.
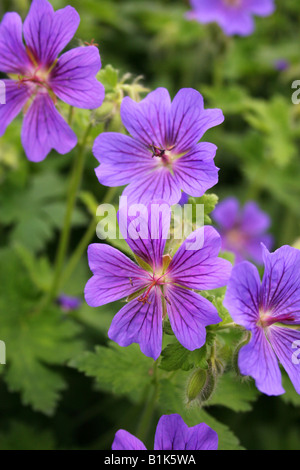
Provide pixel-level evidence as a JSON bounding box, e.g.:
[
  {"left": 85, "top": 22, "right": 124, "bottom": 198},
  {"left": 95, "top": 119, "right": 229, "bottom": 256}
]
[
  {"left": 223, "top": 0, "right": 241, "bottom": 7},
  {"left": 149, "top": 144, "right": 176, "bottom": 167},
  {"left": 257, "top": 311, "right": 295, "bottom": 328}
]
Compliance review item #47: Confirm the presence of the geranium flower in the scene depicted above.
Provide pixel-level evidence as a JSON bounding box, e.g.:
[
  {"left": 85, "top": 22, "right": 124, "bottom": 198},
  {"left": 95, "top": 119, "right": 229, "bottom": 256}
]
[
  {"left": 57, "top": 294, "right": 81, "bottom": 312},
  {"left": 0, "top": 0, "right": 104, "bottom": 161},
  {"left": 212, "top": 197, "right": 273, "bottom": 264},
  {"left": 85, "top": 203, "right": 232, "bottom": 359},
  {"left": 112, "top": 414, "right": 218, "bottom": 450},
  {"left": 224, "top": 245, "right": 300, "bottom": 396},
  {"left": 93, "top": 87, "right": 224, "bottom": 205},
  {"left": 187, "top": 0, "right": 275, "bottom": 37}
]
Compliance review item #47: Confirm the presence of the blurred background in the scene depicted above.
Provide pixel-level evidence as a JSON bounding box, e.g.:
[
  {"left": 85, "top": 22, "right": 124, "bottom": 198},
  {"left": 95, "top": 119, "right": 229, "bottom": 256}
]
[{"left": 0, "top": 0, "right": 300, "bottom": 450}]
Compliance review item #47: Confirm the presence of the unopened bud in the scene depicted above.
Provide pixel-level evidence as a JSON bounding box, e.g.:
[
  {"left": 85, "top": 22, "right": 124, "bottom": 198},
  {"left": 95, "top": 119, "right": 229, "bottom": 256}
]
[
  {"left": 187, "top": 369, "right": 207, "bottom": 402},
  {"left": 198, "top": 367, "right": 217, "bottom": 405}
]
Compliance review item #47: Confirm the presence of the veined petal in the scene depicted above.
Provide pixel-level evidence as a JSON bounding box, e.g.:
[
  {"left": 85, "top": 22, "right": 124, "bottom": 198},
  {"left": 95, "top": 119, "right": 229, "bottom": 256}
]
[
  {"left": 0, "top": 80, "right": 31, "bottom": 137},
  {"left": 122, "top": 167, "right": 181, "bottom": 206},
  {"left": 50, "top": 46, "right": 104, "bottom": 109},
  {"left": 120, "top": 88, "right": 171, "bottom": 148},
  {"left": 173, "top": 142, "right": 219, "bottom": 197},
  {"left": 238, "top": 327, "right": 284, "bottom": 396},
  {"left": 223, "top": 261, "right": 261, "bottom": 329},
  {"left": 167, "top": 226, "right": 232, "bottom": 290},
  {"left": 21, "top": 92, "right": 77, "bottom": 162},
  {"left": 23, "top": 0, "right": 80, "bottom": 66},
  {"left": 261, "top": 245, "right": 300, "bottom": 324},
  {"left": 112, "top": 430, "right": 147, "bottom": 450},
  {"left": 169, "top": 88, "right": 224, "bottom": 153},
  {"left": 212, "top": 197, "right": 239, "bottom": 232},
  {"left": 165, "top": 286, "right": 222, "bottom": 351},
  {"left": 93, "top": 132, "right": 155, "bottom": 186},
  {"left": 154, "top": 415, "right": 188, "bottom": 450},
  {"left": 268, "top": 326, "right": 300, "bottom": 394},
  {"left": 84, "top": 244, "right": 149, "bottom": 307},
  {"left": 0, "top": 13, "right": 31, "bottom": 74},
  {"left": 187, "top": 423, "right": 218, "bottom": 450},
  {"left": 108, "top": 286, "right": 163, "bottom": 360},
  {"left": 118, "top": 202, "right": 171, "bottom": 269}
]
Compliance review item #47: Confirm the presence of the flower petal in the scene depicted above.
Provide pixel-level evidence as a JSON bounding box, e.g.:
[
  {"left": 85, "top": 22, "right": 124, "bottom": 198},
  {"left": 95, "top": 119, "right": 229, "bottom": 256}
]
[
  {"left": 268, "top": 326, "right": 300, "bottom": 394},
  {"left": 118, "top": 202, "right": 171, "bottom": 269},
  {"left": 154, "top": 415, "right": 188, "bottom": 450},
  {"left": 167, "top": 226, "right": 232, "bottom": 290},
  {"left": 173, "top": 142, "right": 219, "bottom": 197},
  {"left": 223, "top": 261, "right": 261, "bottom": 329},
  {"left": 0, "top": 13, "right": 31, "bottom": 74},
  {"left": 187, "top": 423, "right": 218, "bottom": 450},
  {"left": 23, "top": 0, "right": 80, "bottom": 66},
  {"left": 108, "top": 286, "right": 163, "bottom": 360},
  {"left": 84, "top": 244, "right": 149, "bottom": 307},
  {"left": 238, "top": 327, "right": 284, "bottom": 396},
  {"left": 120, "top": 88, "right": 171, "bottom": 148},
  {"left": 240, "top": 201, "right": 271, "bottom": 235},
  {"left": 247, "top": 0, "right": 275, "bottom": 16},
  {"left": 261, "top": 245, "right": 300, "bottom": 324},
  {"left": 0, "top": 80, "right": 31, "bottom": 137},
  {"left": 93, "top": 133, "right": 155, "bottom": 186},
  {"left": 112, "top": 430, "right": 147, "bottom": 450},
  {"left": 165, "top": 286, "right": 222, "bottom": 350},
  {"left": 50, "top": 46, "right": 104, "bottom": 109},
  {"left": 169, "top": 88, "right": 224, "bottom": 153},
  {"left": 21, "top": 92, "right": 77, "bottom": 162},
  {"left": 212, "top": 197, "right": 240, "bottom": 231},
  {"left": 122, "top": 167, "right": 181, "bottom": 206}
]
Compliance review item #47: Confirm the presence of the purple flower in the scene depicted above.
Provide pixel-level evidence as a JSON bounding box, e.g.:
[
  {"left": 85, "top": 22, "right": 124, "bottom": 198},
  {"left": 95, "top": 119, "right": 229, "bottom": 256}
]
[
  {"left": 85, "top": 203, "right": 232, "bottom": 359},
  {"left": 0, "top": 0, "right": 104, "bottom": 162},
  {"left": 57, "top": 294, "right": 82, "bottom": 312},
  {"left": 212, "top": 197, "right": 273, "bottom": 264},
  {"left": 273, "top": 59, "right": 290, "bottom": 72},
  {"left": 112, "top": 414, "right": 218, "bottom": 450},
  {"left": 224, "top": 245, "right": 300, "bottom": 396},
  {"left": 187, "top": 0, "right": 275, "bottom": 37},
  {"left": 93, "top": 88, "right": 224, "bottom": 206}
]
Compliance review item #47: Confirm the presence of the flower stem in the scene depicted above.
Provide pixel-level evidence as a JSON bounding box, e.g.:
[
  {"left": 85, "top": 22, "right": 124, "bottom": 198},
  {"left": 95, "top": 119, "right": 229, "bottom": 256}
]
[
  {"left": 135, "top": 360, "right": 159, "bottom": 443},
  {"left": 49, "top": 123, "right": 93, "bottom": 301},
  {"left": 60, "top": 186, "right": 117, "bottom": 288}
]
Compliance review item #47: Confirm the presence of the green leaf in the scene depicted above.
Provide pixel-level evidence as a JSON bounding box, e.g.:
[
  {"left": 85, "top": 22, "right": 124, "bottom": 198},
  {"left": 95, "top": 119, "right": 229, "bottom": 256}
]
[
  {"left": 193, "top": 193, "right": 219, "bottom": 224},
  {"left": 0, "top": 172, "right": 87, "bottom": 252},
  {"left": 0, "top": 422, "right": 55, "bottom": 450},
  {"left": 160, "top": 341, "right": 208, "bottom": 372},
  {"left": 0, "top": 248, "right": 84, "bottom": 415},
  {"left": 209, "top": 372, "right": 259, "bottom": 412},
  {"left": 70, "top": 342, "right": 154, "bottom": 403},
  {"left": 281, "top": 372, "right": 300, "bottom": 407}
]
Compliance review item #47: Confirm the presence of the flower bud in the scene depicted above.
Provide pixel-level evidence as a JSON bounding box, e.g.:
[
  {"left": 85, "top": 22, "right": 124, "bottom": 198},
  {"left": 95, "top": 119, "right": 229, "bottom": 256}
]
[
  {"left": 232, "top": 331, "right": 251, "bottom": 376},
  {"left": 187, "top": 369, "right": 207, "bottom": 402},
  {"left": 198, "top": 371, "right": 217, "bottom": 405}
]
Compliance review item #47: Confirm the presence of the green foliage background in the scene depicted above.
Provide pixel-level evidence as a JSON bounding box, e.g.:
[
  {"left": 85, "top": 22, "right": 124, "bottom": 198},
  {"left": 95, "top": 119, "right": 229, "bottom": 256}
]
[{"left": 0, "top": 0, "right": 300, "bottom": 450}]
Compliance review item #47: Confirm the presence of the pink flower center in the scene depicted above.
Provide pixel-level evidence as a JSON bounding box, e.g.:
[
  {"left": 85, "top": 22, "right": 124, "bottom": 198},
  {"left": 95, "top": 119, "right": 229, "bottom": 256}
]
[
  {"left": 150, "top": 144, "right": 176, "bottom": 168},
  {"left": 257, "top": 311, "right": 295, "bottom": 328},
  {"left": 137, "top": 274, "right": 166, "bottom": 305},
  {"left": 17, "top": 47, "right": 56, "bottom": 95}
]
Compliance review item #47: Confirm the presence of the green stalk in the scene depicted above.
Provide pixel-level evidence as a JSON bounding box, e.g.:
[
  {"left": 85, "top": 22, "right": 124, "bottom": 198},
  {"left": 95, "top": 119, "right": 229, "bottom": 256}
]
[
  {"left": 60, "top": 186, "right": 117, "bottom": 287},
  {"left": 49, "top": 123, "right": 93, "bottom": 301},
  {"left": 135, "top": 360, "right": 159, "bottom": 444}
]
